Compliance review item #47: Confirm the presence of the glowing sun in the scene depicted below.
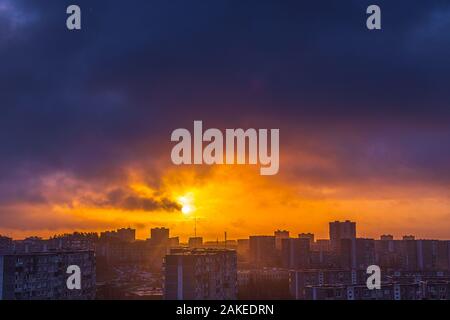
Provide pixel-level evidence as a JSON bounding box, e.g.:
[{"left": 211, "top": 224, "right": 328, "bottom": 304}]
[{"left": 178, "top": 194, "right": 195, "bottom": 215}]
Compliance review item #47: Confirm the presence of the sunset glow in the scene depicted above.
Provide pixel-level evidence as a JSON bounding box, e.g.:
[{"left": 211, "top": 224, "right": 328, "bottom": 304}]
[
  {"left": 179, "top": 194, "right": 194, "bottom": 215},
  {"left": 1, "top": 162, "right": 449, "bottom": 241}
]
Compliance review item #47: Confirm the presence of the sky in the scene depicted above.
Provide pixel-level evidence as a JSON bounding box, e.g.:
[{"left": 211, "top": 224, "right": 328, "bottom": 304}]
[{"left": 0, "top": 0, "right": 449, "bottom": 241}]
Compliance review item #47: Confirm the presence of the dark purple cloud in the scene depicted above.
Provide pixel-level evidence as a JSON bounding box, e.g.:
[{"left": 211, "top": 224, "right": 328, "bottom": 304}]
[{"left": 0, "top": 0, "right": 449, "bottom": 211}]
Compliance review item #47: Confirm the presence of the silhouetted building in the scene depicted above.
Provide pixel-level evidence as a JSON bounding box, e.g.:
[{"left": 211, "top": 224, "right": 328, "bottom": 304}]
[
  {"left": 399, "top": 239, "right": 450, "bottom": 271},
  {"left": 96, "top": 239, "right": 163, "bottom": 269},
  {"left": 375, "top": 238, "right": 401, "bottom": 269},
  {"left": 0, "top": 236, "right": 12, "bottom": 254},
  {"left": 299, "top": 233, "right": 315, "bottom": 245},
  {"left": 164, "top": 248, "right": 237, "bottom": 300},
  {"left": 237, "top": 239, "right": 250, "bottom": 263},
  {"left": 203, "top": 240, "right": 237, "bottom": 249},
  {"left": 274, "top": 230, "right": 289, "bottom": 250},
  {"left": 188, "top": 237, "right": 203, "bottom": 248},
  {"left": 238, "top": 268, "right": 290, "bottom": 299},
  {"left": 169, "top": 237, "right": 180, "bottom": 247},
  {"left": 340, "top": 238, "right": 375, "bottom": 270},
  {"left": 402, "top": 238, "right": 419, "bottom": 270},
  {"left": 312, "top": 239, "right": 331, "bottom": 252},
  {"left": 281, "top": 238, "right": 311, "bottom": 269},
  {"left": 48, "top": 233, "right": 97, "bottom": 251},
  {"left": 329, "top": 220, "right": 356, "bottom": 252},
  {"left": 436, "top": 241, "right": 450, "bottom": 271},
  {"left": 100, "top": 228, "right": 135, "bottom": 243},
  {"left": 249, "top": 236, "right": 277, "bottom": 267},
  {"left": 12, "top": 237, "right": 47, "bottom": 253},
  {"left": 0, "top": 250, "right": 95, "bottom": 300},
  {"left": 151, "top": 227, "right": 169, "bottom": 245},
  {"left": 289, "top": 269, "right": 369, "bottom": 299}
]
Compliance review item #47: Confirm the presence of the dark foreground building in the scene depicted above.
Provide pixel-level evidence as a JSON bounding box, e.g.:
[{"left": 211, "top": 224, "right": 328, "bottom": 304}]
[
  {"left": 164, "top": 248, "right": 237, "bottom": 300},
  {"left": 0, "top": 250, "right": 96, "bottom": 300}
]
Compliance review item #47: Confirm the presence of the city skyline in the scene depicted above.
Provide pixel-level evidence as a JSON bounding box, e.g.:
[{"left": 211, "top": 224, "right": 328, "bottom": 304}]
[
  {"left": 1, "top": 219, "right": 449, "bottom": 242},
  {"left": 3, "top": 218, "right": 450, "bottom": 300}
]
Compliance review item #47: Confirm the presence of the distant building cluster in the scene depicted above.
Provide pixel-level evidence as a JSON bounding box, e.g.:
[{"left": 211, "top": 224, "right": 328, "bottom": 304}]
[
  {"left": 1, "top": 220, "right": 450, "bottom": 300},
  {"left": 234, "top": 220, "right": 450, "bottom": 300}
]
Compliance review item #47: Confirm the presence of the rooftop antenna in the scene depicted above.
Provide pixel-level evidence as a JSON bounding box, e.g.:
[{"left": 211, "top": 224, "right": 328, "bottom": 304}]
[{"left": 194, "top": 211, "right": 197, "bottom": 238}]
